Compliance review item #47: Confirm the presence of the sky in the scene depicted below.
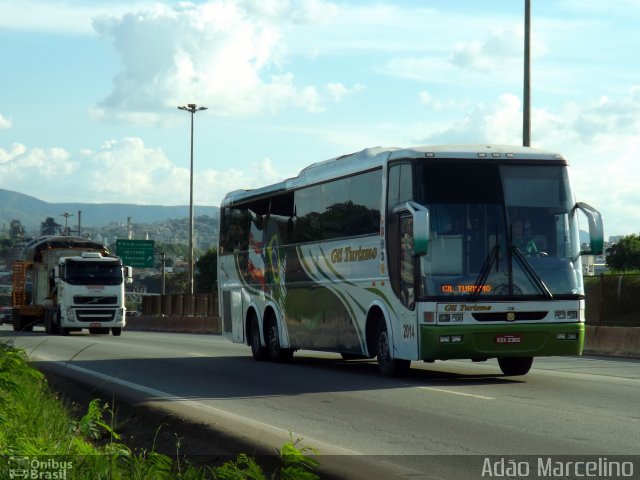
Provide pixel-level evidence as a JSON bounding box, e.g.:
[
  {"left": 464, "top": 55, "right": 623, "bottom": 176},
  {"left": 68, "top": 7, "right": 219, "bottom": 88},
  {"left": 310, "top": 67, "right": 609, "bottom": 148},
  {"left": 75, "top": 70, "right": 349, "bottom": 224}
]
[{"left": 0, "top": 0, "right": 638, "bottom": 237}]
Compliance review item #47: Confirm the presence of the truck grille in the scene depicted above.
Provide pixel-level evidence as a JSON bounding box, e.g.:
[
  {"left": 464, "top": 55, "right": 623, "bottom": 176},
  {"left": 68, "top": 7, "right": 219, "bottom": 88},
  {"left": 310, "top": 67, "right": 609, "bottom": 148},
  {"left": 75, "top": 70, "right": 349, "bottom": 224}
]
[
  {"left": 74, "top": 296, "right": 118, "bottom": 305},
  {"left": 76, "top": 309, "right": 116, "bottom": 322}
]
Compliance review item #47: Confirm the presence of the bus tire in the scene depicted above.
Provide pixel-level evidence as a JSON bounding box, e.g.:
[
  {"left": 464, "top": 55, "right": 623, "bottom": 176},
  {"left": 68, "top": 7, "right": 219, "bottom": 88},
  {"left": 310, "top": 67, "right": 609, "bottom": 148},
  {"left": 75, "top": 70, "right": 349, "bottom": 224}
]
[
  {"left": 498, "top": 356, "right": 533, "bottom": 376},
  {"left": 376, "top": 323, "right": 410, "bottom": 377},
  {"left": 112, "top": 327, "right": 122, "bottom": 336},
  {"left": 61, "top": 328, "right": 71, "bottom": 336},
  {"left": 267, "top": 318, "right": 293, "bottom": 364},
  {"left": 250, "top": 317, "right": 269, "bottom": 361}
]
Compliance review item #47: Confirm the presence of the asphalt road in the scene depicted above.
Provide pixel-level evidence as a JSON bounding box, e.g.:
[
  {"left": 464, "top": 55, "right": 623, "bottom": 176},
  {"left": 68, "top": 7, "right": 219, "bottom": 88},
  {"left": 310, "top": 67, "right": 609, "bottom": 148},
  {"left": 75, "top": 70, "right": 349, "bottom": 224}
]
[{"left": 2, "top": 325, "right": 639, "bottom": 479}]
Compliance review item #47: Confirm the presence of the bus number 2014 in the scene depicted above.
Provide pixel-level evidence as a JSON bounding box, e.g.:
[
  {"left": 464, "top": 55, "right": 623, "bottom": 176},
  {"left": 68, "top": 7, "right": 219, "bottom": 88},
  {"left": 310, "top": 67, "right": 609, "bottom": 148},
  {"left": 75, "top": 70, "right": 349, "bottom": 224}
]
[{"left": 403, "top": 324, "right": 415, "bottom": 339}]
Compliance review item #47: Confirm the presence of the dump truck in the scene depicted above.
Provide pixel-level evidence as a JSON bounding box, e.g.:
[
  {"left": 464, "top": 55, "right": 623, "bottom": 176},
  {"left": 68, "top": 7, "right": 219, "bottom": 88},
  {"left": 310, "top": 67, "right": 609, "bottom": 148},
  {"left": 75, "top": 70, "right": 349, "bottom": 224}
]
[{"left": 12, "top": 236, "right": 132, "bottom": 336}]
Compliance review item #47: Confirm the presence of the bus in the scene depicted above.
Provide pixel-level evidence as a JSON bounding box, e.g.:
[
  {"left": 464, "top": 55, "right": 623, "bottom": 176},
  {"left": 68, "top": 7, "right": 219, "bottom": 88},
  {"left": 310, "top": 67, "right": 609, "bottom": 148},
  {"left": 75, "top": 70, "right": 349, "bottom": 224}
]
[{"left": 217, "top": 145, "right": 603, "bottom": 377}]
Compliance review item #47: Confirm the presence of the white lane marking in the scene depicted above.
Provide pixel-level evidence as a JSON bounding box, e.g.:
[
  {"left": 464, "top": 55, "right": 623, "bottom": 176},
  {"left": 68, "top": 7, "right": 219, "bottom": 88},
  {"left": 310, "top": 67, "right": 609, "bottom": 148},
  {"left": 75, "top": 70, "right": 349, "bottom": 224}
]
[
  {"left": 418, "top": 386, "right": 495, "bottom": 400},
  {"left": 36, "top": 357, "right": 366, "bottom": 457},
  {"left": 188, "top": 352, "right": 209, "bottom": 357}
]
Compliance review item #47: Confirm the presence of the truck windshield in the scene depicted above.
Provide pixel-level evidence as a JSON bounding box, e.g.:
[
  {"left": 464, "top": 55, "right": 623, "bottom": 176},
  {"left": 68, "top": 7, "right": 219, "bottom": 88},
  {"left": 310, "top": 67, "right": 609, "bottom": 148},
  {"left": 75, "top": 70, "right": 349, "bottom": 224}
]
[
  {"left": 65, "top": 260, "right": 123, "bottom": 286},
  {"left": 416, "top": 162, "right": 583, "bottom": 299}
]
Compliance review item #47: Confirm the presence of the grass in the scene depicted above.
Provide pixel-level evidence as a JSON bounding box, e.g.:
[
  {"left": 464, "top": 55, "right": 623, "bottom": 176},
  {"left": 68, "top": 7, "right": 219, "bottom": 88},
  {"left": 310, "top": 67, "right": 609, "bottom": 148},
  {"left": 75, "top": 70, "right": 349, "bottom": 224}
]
[{"left": 0, "top": 341, "right": 320, "bottom": 479}]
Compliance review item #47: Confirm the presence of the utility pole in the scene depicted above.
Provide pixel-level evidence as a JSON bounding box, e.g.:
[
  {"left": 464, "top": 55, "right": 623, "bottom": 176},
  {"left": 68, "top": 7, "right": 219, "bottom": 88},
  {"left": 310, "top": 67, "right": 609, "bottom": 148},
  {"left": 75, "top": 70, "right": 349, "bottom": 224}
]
[{"left": 160, "top": 252, "right": 166, "bottom": 295}]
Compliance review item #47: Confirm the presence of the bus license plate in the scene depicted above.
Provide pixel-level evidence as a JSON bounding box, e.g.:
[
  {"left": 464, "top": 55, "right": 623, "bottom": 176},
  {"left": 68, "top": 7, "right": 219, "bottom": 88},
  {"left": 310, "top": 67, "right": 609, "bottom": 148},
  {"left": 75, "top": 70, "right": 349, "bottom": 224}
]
[
  {"left": 496, "top": 334, "right": 521, "bottom": 344},
  {"left": 90, "top": 323, "right": 102, "bottom": 327}
]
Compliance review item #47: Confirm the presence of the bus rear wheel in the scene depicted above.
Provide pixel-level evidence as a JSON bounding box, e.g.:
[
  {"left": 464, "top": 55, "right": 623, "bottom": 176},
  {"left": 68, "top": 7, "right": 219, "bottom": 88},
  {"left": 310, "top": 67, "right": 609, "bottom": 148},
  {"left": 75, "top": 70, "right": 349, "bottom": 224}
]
[
  {"left": 250, "top": 317, "right": 269, "bottom": 361},
  {"left": 267, "top": 319, "right": 293, "bottom": 364},
  {"left": 376, "top": 323, "right": 410, "bottom": 377},
  {"left": 498, "top": 357, "right": 533, "bottom": 376}
]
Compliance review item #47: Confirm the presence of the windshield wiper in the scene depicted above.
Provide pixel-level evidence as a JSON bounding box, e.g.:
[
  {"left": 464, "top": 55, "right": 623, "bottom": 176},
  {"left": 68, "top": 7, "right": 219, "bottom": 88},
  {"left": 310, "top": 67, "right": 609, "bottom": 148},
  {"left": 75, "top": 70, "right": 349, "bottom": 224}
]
[
  {"left": 511, "top": 246, "right": 553, "bottom": 300},
  {"left": 468, "top": 244, "right": 500, "bottom": 300}
]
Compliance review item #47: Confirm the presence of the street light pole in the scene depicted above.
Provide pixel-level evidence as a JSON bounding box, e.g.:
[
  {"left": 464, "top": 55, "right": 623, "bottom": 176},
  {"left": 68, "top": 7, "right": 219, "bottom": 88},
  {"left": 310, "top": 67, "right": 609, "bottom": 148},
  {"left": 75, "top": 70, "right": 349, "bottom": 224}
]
[
  {"left": 178, "top": 103, "right": 207, "bottom": 295},
  {"left": 523, "top": 0, "right": 531, "bottom": 147}
]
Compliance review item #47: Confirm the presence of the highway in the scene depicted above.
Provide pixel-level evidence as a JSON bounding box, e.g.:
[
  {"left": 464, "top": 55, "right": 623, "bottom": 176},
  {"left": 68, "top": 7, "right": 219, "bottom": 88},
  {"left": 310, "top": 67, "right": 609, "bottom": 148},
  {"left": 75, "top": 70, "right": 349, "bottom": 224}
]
[{"left": 2, "top": 325, "right": 639, "bottom": 479}]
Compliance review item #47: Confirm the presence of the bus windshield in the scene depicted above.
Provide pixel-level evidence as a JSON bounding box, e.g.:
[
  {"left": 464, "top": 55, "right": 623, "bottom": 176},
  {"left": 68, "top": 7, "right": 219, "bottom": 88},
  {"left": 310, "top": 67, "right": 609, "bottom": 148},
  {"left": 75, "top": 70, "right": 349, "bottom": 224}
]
[{"left": 416, "top": 162, "right": 583, "bottom": 299}]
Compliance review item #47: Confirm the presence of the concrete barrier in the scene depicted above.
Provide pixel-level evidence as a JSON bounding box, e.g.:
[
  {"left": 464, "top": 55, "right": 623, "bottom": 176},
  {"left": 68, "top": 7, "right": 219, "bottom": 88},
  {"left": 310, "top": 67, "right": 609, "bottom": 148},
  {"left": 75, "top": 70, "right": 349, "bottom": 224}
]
[
  {"left": 584, "top": 325, "right": 640, "bottom": 358},
  {"left": 126, "top": 315, "right": 221, "bottom": 334},
  {"left": 126, "top": 316, "right": 639, "bottom": 358}
]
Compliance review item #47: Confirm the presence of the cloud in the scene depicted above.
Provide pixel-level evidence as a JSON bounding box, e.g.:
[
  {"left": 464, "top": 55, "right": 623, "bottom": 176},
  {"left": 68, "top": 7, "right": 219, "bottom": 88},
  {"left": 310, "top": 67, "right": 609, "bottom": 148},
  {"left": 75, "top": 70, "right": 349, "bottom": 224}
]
[
  {"left": 0, "top": 114, "right": 11, "bottom": 129},
  {"left": 0, "top": 143, "right": 74, "bottom": 179},
  {"left": 0, "top": 0, "right": 150, "bottom": 35},
  {"left": 448, "top": 27, "right": 549, "bottom": 72},
  {"left": 326, "top": 82, "right": 366, "bottom": 102},
  {"left": 0, "top": 137, "right": 289, "bottom": 208},
  {"left": 90, "top": 0, "right": 346, "bottom": 124}
]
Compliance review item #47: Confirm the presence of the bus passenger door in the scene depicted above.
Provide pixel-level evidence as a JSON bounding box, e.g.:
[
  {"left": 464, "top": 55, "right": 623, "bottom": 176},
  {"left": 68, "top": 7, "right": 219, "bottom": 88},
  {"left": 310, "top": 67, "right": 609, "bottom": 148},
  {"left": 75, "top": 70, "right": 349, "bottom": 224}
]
[{"left": 388, "top": 212, "right": 420, "bottom": 358}]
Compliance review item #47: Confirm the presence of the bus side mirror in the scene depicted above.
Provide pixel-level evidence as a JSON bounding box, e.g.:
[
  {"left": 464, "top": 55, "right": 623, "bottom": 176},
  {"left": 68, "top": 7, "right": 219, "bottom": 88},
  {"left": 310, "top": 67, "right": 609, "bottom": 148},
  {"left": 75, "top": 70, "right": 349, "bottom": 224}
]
[
  {"left": 395, "top": 201, "right": 430, "bottom": 255},
  {"left": 576, "top": 202, "right": 604, "bottom": 255},
  {"left": 413, "top": 210, "right": 430, "bottom": 256}
]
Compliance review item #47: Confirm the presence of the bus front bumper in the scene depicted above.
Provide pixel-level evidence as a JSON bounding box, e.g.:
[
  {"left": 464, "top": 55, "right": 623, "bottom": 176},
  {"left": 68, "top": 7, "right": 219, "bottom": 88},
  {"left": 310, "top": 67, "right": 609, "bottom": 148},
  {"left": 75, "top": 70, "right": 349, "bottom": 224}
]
[{"left": 420, "top": 322, "right": 585, "bottom": 361}]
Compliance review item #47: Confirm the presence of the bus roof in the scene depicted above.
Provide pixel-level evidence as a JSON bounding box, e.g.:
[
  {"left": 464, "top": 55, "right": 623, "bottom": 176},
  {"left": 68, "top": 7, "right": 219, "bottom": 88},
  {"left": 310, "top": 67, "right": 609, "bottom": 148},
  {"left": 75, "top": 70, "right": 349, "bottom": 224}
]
[{"left": 221, "top": 144, "right": 566, "bottom": 207}]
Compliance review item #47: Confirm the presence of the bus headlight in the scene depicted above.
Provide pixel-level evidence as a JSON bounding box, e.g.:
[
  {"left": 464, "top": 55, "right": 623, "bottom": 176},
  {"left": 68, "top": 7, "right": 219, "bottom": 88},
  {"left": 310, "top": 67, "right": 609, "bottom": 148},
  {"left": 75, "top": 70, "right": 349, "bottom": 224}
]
[
  {"left": 556, "top": 332, "right": 578, "bottom": 341},
  {"left": 66, "top": 307, "right": 75, "bottom": 321},
  {"left": 439, "top": 335, "right": 463, "bottom": 343}
]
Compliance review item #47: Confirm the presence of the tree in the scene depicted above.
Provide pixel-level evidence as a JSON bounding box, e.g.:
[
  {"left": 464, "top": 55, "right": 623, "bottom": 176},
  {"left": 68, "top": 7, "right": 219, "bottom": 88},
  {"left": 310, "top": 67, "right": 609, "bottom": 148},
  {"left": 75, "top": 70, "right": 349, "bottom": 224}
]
[
  {"left": 195, "top": 247, "right": 217, "bottom": 293},
  {"left": 605, "top": 234, "right": 640, "bottom": 271}
]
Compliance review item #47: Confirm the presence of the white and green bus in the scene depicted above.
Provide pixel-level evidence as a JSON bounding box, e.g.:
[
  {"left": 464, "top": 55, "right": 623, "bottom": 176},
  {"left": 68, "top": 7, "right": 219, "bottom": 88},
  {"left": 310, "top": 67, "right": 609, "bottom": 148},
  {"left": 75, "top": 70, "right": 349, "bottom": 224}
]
[{"left": 217, "top": 145, "right": 603, "bottom": 376}]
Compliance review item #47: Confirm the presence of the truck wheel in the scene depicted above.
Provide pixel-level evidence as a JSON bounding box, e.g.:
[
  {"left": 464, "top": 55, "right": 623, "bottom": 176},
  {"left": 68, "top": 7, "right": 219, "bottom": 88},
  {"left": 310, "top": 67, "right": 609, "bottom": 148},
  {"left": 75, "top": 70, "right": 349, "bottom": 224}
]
[
  {"left": 45, "top": 312, "right": 59, "bottom": 335},
  {"left": 111, "top": 327, "right": 122, "bottom": 336},
  {"left": 61, "top": 328, "right": 70, "bottom": 336},
  {"left": 13, "top": 314, "right": 35, "bottom": 332},
  {"left": 12, "top": 310, "right": 21, "bottom": 332}
]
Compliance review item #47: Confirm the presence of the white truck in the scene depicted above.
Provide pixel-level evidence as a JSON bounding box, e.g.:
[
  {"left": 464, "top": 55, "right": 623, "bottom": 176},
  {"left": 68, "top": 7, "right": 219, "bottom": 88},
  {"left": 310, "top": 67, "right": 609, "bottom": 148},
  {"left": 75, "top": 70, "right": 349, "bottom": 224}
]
[{"left": 12, "top": 236, "right": 132, "bottom": 336}]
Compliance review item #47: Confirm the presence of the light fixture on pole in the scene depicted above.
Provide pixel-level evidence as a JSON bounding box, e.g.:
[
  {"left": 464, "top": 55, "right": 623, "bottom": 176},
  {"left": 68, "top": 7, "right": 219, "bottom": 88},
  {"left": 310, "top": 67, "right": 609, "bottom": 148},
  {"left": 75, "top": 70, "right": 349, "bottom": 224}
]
[
  {"left": 60, "top": 212, "right": 73, "bottom": 236},
  {"left": 177, "top": 103, "right": 207, "bottom": 295}
]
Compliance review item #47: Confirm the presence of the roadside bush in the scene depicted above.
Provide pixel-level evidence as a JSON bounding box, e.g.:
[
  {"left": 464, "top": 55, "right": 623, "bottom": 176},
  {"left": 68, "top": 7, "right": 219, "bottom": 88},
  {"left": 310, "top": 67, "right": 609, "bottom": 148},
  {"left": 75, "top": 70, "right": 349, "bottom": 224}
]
[{"left": 0, "top": 341, "right": 320, "bottom": 479}]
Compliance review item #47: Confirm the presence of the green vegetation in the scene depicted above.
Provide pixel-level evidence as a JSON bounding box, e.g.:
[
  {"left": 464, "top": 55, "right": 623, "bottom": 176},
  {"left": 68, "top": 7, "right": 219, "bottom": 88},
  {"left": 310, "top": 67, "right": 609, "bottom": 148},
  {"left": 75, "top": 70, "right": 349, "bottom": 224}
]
[
  {"left": 0, "top": 342, "right": 319, "bottom": 479},
  {"left": 195, "top": 248, "right": 218, "bottom": 293},
  {"left": 606, "top": 234, "right": 640, "bottom": 272}
]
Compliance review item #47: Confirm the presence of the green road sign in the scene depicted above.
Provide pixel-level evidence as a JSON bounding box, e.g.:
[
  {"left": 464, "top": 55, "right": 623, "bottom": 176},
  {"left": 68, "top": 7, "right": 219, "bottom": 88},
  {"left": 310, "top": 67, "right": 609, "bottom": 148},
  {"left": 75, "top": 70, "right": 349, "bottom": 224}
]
[{"left": 116, "top": 239, "right": 155, "bottom": 268}]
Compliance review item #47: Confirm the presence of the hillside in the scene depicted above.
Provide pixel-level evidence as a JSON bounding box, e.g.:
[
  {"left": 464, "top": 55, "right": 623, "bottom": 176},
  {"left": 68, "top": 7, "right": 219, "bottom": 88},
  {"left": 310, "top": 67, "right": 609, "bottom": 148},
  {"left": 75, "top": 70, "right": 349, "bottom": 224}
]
[{"left": 0, "top": 188, "right": 219, "bottom": 230}]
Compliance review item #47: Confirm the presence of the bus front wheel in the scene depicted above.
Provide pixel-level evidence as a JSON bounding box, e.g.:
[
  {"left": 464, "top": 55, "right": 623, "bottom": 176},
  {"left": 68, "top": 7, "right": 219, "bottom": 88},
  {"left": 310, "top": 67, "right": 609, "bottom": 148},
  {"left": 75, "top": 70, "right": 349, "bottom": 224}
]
[
  {"left": 376, "top": 324, "right": 410, "bottom": 377},
  {"left": 498, "top": 357, "right": 533, "bottom": 376}
]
